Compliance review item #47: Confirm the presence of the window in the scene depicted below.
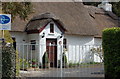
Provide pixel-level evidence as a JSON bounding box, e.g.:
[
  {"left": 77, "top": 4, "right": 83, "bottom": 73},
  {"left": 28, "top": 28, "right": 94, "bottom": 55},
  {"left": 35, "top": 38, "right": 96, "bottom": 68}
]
[
  {"left": 50, "top": 23, "right": 54, "bottom": 33},
  {"left": 30, "top": 40, "right": 36, "bottom": 50},
  {"left": 63, "top": 38, "right": 67, "bottom": 49}
]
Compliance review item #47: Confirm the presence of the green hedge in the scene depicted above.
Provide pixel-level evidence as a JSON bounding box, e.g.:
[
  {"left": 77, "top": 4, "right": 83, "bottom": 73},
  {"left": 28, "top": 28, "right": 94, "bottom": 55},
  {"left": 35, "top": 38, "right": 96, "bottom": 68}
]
[
  {"left": 102, "top": 27, "right": 120, "bottom": 79},
  {"left": 2, "top": 46, "right": 16, "bottom": 79}
]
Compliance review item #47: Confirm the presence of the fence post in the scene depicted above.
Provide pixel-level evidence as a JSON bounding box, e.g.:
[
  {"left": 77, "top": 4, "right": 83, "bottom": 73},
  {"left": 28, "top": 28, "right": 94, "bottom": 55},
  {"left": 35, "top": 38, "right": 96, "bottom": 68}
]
[{"left": 60, "top": 44, "right": 63, "bottom": 77}]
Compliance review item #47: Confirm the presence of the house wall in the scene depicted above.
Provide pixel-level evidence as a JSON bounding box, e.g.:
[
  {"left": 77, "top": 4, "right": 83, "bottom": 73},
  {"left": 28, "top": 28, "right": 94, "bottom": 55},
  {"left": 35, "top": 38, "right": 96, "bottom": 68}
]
[
  {"left": 93, "top": 37, "right": 102, "bottom": 62},
  {"left": 10, "top": 28, "right": 103, "bottom": 65},
  {"left": 64, "top": 34, "right": 95, "bottom": 63},
  {"left": 10, "top": 32, "right": 28, "bottom": 44},
  {"left": 10, "top": 32, "right": 29, "bottom": 59},
  {"left": 94, "top": 38, "right": 102, "bottom": 45},
  {"left": 38, "top": 22, "right": 63, "bottom": 64},
  {"left": 26, "top": 34, "right": 39, "bottom": 60}
]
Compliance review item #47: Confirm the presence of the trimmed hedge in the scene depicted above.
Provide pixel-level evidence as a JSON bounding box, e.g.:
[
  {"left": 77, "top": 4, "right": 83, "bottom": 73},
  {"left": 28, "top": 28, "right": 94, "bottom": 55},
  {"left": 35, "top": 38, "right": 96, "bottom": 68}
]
[
  {"left": 102, "top": 27, "right": 120, "bottom": 79},
  {"left": 2, "top": 46, "right": 16, "bottom": 79}
]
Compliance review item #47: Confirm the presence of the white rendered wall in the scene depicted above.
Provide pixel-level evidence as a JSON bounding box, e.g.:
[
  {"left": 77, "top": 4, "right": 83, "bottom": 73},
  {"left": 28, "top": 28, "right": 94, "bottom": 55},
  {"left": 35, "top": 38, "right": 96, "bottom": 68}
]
[
  {"left": 94, "top": 38, "right": 102, "bottom": 46},
  {"left": 64, "top": 34, "right": 94, "bottom": 63},
  {"left": 94, "top": 37, "right": 103, "bottom": 62},
  {"left": 38, "top": 22, "right": 63, "bottom": 64},
  {"left": 10, "top": 28, "right": 103, "bottom": 64},
  {"left": 10, "top": 32, "right": 28, "bottom": 44},
  {"left": 10, "top": 32, "right": 29, "bottom": 59},
  {"left": 26, "top": 34, "right": 39, "bottom": 60}
]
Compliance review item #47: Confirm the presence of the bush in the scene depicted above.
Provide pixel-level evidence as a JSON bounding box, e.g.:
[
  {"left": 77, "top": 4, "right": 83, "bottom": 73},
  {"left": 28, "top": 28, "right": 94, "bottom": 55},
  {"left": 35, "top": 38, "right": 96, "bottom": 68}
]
[
  {"left": 20, "top": 59, "right": 29, "bottom": 70},
  {"left": 62, "top": 52, "right": 67, "bottom": 68},
  {"left": 2, "top": 46, "right": 16, "bottom": 79},
  {"left": 102, "top": 27, "right": 120, "bottom": 79},
  {"left": 31, "top": 59, "right": 38, "bottom": 68},
  {"left": 42, "top": 51, "right": 49, "bottom": 68}
]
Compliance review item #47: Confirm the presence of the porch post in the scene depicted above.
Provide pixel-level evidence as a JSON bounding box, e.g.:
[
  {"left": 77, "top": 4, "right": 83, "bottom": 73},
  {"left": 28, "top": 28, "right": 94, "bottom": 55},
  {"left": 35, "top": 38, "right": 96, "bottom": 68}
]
[
  {"left": 60, "top": 44, "right": 63, "bottom": 77},
  {"left": 38, "top": 35, "right": 41, "bottom": 68}
]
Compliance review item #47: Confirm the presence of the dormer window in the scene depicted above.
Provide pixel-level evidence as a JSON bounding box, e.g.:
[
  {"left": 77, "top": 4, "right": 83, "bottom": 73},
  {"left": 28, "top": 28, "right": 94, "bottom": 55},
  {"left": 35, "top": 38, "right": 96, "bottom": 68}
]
[{"left": 50, "top": 23, "right": 54, "bottom": 33}]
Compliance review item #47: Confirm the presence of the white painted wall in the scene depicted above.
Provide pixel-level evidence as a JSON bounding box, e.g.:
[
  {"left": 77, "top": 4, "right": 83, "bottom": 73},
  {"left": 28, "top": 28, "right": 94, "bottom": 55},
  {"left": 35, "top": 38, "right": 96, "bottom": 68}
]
[
  {"left": 93, "top": 37, "right": 103, "bottom": 62},
  {"left": 10, "top": 26, "right": 103, "bottom": 65},
  {"left": 64, "top": 34, "right": 94, "bottom": 63},
  {"left": 94, "top": 38, "right": 102, "bottom": 45},
  {"left": 38, "top": 22, "right": 64, "bottom": 64},
  {"left": 10, "top": 32, "right": 28, "bottom": 44},
  {"left": 26, "top": 34, "right": 40, "bottom": 60},
  {"left": 10, "top": 32, "right": 29, "bottom": 59}
]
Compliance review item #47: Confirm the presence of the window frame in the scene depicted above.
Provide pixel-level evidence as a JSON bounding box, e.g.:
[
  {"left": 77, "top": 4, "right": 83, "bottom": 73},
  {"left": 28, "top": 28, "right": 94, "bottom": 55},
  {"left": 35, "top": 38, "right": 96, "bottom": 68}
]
[
  {"left": 63, "top": 38, "right": 67, "bottom": 49},
  {"left": 50, "top": 23, "right": 54, "bottom": 33},
  {"left": 30, "top": 40, "right": 36, "bottom": 50}
]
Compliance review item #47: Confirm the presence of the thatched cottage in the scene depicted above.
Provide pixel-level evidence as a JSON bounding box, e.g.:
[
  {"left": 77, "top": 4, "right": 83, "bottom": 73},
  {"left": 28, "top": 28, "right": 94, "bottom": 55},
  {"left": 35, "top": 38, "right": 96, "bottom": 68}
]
[{"left": 10, "top": 2, "right": 120, "bottom": 67}]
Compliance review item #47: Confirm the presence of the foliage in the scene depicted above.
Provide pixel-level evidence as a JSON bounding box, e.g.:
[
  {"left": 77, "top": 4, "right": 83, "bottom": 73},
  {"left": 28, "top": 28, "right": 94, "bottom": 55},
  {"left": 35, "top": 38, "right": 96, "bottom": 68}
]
[
  {"left": 62, "top": 52, "right": 67, "bottom": 67},
  {"left": 20, "top": 58, "right": 39, "bottom": 70},
  {"left": 112, "top": 2, "right": 120, "bottom": 17},
  {"left": 42, "top": 51, "right": 49, "bottom": 68},
  {"left": 16, "top": 51, "right": 19, "bottom": 76},
  {"left": 83, "top": 1, "right": 120, "bottom": 17},
  {"left": 102, "top": 27, "right": 120, "bottom": 78},
  {"left": 2, "top": 2, "right": 33, "bottom": 20},
  {"left": 29, "top": 59, "right": 38, "bottom": 68},
  {"left": 0, "top": 2, "right": 33, "bottom": 77},
  {"left": 4, "top": 31, "right": 13, "bottom": 43},
  {"left": 20, "top": 59, "right": 29, "bottom": 70},
  {"left": 2, "top": 46, "right": 16, "bottom": 79},
  {"left": 68, "top": 63, "right": 79, "bottom": 68},
  {"left": 90, "top": 46, "right": 104, "bottom": 62},
  {"left": 68, "top": 62, "right": 101, "bottom": 68}
]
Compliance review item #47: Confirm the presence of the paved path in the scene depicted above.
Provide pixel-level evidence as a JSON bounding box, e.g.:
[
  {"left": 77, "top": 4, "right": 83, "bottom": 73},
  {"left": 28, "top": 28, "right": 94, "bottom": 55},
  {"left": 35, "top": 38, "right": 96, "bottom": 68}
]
[{"left": 20, "top": 65, "right": 104, "bottom": 78}]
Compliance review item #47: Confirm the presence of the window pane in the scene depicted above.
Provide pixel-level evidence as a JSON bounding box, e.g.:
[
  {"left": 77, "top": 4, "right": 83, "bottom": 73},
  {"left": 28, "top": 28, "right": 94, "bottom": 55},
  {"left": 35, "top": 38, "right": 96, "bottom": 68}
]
[
  {"left": 63, "top": 38, "right": 67, "bottom": 49},
  {"left": 50, "top": 23, "right": 54, "bottom": 33},
  {"left": 30, "top": 40, "right": 36, "bottom": 50}
]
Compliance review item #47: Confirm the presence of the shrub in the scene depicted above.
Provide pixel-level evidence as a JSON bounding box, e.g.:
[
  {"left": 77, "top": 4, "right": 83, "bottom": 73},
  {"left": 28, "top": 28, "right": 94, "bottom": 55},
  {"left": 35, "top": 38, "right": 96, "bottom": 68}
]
[
  {"left": 62, "top": 52, "right": 67, "bottom": 68},
  {"left": 31, "top": 59, "right": 38, "bottom": 68},
  {"left": 102, "top": 27, "right": 120, "bottom": 79},
  {"left": 42, "top": 51, "right": 49, "bottom": 68},
  {"left": 2, "top": 46, "right": 16, "bottom": 79},
  {"left": 20, "top": 59, "right": 29, "bottom": 70},
  {"left": 16, "top": 51, "right": 19, "bottom": 76}
]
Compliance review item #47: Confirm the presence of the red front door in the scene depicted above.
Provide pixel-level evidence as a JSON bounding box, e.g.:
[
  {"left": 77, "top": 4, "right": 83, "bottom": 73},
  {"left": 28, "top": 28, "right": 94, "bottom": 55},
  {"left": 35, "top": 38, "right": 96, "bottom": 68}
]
[{"left": 46, "top": 39, "right": 57, "bottom": 67}]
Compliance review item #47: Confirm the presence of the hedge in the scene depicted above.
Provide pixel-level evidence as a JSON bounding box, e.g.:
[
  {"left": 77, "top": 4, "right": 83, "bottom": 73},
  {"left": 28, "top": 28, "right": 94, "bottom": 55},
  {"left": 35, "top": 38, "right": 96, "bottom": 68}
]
[
  {"left": 102, "top": 27, "right": 120, "bottom": 79},
  {"left": 2, "top": 46, "right": 16, "bottom": 79}
]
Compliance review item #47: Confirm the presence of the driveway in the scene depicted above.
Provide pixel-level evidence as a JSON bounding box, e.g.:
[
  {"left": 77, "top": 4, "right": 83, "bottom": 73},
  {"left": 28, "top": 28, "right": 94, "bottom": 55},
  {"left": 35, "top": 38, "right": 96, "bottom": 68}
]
[{"left": 20, "top": 64, "right": 104, "bottom": 78}]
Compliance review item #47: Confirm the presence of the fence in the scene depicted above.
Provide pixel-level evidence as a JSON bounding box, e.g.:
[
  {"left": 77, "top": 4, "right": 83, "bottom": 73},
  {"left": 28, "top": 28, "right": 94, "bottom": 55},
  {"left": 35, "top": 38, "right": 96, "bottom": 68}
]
[{"left": 16, "top": 43, "right": 104, "bottom": 77}]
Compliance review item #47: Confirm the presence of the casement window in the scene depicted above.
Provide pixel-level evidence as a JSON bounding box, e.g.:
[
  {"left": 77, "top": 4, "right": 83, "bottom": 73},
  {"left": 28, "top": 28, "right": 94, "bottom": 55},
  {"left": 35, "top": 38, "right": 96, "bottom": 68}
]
[
  {"left": 30, "top": 40, "right": 36, "bottom": 50},
  {"left": 50, "top": 23, "right": 54, "bottom": 33},
  {"left": 63, "top": 38, "right": 67, "bottom": 49}
]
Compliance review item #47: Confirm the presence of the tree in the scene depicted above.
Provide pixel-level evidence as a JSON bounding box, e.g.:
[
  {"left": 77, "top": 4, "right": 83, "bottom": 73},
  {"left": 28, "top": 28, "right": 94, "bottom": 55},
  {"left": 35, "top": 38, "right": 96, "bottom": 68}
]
[
  {"left": 83, "top": 1, "right": 120, "bottom": 17},
  {"left": 0, "top": 2, "right": 33, "bottom": 77},
  {"left": 0, "top": 2, "right": 33, "bottom": 40},
  {"left": 1, "top": 2, "right": 33, "bottom": 21},
  {"left": 112, "top": 2, "right": 120, "bottom": 17}
]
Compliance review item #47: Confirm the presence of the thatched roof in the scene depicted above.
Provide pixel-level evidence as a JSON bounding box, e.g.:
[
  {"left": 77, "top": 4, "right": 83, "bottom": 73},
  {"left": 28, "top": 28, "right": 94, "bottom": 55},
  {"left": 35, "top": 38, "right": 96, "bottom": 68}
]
[
  {"left": 11, "top": 2, "right": 120, "bottom": 37},
  {"left": 25, "top": 13, "right": 66, "bottom": 32},
  {"left": 85, "top": 5, "right": 120, "bottom": 37}
]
